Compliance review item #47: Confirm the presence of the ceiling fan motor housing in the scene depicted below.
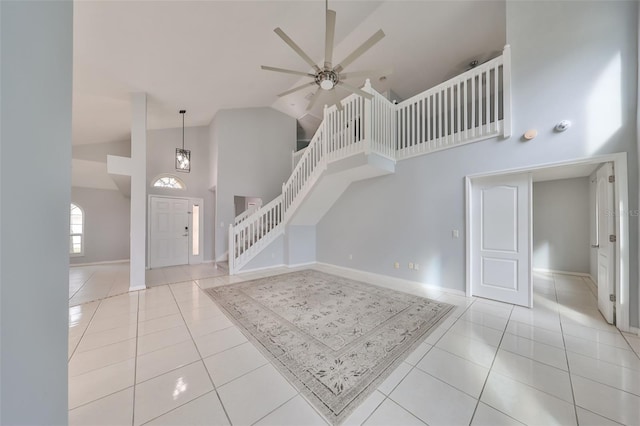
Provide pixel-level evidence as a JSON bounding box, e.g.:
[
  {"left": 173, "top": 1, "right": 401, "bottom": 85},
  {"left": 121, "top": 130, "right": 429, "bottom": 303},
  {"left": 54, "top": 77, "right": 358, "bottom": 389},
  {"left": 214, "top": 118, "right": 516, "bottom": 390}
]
[{"left": 316, "top": 70, "right": 338, "bottom": 90}]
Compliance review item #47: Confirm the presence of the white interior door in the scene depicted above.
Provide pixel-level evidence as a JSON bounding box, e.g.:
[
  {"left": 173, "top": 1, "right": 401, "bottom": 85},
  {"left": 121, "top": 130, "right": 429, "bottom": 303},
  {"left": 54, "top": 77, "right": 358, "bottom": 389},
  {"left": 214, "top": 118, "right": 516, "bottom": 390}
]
[
  {"left": 471, "top": 173, "right": 532, "bottom": 307},
  {"left": 595, "top": 163, "right": 615, "bottom": 323},
  {"left": 150, "top": 197, "right": 189, "bottom": 268}
]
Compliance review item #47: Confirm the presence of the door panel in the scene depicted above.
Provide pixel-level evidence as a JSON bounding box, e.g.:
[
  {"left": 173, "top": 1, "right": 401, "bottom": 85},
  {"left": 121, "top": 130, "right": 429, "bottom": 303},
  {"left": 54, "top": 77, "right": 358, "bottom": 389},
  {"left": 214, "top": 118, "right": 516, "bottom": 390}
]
[
  {"left": 150, "top": 197, "right": 189, "bottom": 268},
  {"left": 596, "top": 163, "right": 615, "bottom": 324},
  {"left": 482, "top": 186, "right": 518, "bottom": 252},
  {"left": 471, "top": 173, "right": 531, "bottom": 307}
]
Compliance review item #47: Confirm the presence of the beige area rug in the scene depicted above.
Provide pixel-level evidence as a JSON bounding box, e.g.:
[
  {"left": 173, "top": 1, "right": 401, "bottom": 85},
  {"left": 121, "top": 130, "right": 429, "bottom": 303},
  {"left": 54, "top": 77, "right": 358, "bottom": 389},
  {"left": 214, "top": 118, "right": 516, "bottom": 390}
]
[{"left": 205, "top": 270, "right": 453, "bottom": 425}]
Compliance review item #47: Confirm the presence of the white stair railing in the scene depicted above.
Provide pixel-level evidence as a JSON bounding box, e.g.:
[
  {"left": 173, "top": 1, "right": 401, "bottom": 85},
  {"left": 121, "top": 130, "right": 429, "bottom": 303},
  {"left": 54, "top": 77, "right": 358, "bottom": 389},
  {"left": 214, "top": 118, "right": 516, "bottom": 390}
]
[
  {"left": 395, "top": 46, "right": 511, "bottom": 160},
  {"left": 291, "top": 147, "right": 307, "bottom": 172},
  {"left": 228, "top": 45, "right": 512, "bottom": 274},
  {"left": 228, "top": 195, "right": 283, "bottom": 274},
  {"left": 234, "top": 204, "right": 260, "bottom": 226}
]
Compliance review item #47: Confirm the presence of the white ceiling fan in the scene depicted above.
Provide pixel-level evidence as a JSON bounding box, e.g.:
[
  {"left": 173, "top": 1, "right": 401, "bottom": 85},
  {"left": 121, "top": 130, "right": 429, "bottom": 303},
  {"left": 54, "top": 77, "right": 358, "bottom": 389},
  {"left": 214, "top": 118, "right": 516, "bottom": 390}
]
[{"left": 261, "top": 1, "right": 390, "bottom": 112}]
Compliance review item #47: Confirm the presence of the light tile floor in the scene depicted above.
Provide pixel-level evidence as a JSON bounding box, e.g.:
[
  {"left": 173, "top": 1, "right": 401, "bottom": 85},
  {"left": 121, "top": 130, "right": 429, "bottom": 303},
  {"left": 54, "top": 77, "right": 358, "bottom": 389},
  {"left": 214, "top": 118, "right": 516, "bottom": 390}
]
[
  {"left": 69, "top": 263, "right": 226, "bottom": 306},
  {"left": 68, "top": 266, "right": 640, "bottom": 425}
]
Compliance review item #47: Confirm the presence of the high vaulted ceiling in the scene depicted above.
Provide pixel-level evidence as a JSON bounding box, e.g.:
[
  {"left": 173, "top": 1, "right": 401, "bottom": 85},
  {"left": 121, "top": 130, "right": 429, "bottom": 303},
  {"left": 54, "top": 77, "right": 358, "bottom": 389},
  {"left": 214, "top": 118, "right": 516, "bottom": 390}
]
[{"left": 73, "top": 0, "right": 506, "bottom": 146}]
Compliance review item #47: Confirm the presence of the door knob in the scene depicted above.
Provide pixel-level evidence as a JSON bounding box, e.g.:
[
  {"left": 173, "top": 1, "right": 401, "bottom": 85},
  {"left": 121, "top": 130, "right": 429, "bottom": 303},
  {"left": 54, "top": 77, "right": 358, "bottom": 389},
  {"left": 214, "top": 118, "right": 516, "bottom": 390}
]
[{"left": 591, "top": 244, "right": 599, "bottom": 248}]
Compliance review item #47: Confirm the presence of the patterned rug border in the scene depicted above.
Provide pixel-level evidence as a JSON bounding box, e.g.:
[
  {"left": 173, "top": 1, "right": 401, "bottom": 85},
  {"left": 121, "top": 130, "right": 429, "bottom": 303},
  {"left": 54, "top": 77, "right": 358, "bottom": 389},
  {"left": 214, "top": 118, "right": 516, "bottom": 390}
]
[{"left": 204, "top": 270, "right": 454, "bottom": 425}]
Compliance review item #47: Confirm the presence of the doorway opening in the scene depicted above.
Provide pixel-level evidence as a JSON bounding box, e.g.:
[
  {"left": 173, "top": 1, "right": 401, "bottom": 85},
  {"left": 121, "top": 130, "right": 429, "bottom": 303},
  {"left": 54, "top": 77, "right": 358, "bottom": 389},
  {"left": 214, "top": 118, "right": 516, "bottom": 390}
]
[{"left": 466, "top": 153, "right": 630, "bottom": 331}]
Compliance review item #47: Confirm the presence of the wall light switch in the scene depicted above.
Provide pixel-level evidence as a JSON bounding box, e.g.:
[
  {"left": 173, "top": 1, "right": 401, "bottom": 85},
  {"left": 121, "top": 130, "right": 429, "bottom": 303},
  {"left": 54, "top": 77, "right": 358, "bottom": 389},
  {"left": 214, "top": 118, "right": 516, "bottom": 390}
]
[
  {"left": 394, "top": 262, "right": 400, "bottom": 269},
  {"left": 220, "top": 222, "right": 225, "bottom": 228},
  {"left": 414, "top": 264, "right": 420, "bottom": 271},
  {"left": 349, "top": 254, "right": 353, "bottom": 260},
  {"left": 452, "top": 229, "right": 459, "bottom": 239},
  {"left": 408, "top": 262, "right": 414, "bottom": 270}
]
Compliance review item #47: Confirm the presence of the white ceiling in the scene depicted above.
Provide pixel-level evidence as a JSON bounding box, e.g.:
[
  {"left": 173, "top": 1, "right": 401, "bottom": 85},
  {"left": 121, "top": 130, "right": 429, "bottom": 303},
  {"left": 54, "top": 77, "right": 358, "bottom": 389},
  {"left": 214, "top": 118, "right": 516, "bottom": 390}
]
[{"left": 73, "top": 0, "right": 506, "bottom": 146}]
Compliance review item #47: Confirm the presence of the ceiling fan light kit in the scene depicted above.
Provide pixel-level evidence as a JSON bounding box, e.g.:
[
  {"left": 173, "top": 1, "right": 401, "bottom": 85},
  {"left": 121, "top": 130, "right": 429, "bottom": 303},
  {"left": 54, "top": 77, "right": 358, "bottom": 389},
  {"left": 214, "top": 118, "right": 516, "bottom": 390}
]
[{"left": 261, "top": 1, "right": 389, "bottom": 111}]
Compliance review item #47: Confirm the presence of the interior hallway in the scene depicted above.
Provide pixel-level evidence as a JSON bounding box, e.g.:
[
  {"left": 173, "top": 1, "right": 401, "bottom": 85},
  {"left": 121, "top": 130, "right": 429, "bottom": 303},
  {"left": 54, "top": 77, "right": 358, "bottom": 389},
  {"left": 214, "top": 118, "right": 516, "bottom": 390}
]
[{"left": 67, "top": 265, "right": 640, "bottom": 425}]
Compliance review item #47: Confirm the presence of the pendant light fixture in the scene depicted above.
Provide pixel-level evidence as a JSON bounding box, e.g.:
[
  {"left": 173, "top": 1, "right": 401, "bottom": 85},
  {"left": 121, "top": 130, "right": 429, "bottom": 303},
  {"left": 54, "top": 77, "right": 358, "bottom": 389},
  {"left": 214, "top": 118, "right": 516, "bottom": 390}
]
[{"left": 176, "top": 109, "right": 191, "bottom": 173}]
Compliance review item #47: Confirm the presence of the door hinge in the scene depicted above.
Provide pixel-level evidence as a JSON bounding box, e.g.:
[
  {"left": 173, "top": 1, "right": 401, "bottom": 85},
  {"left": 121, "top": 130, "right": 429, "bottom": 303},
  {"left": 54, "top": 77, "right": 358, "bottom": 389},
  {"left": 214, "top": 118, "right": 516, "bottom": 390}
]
[
  {"left": 609, "top": 234, "right": 617, "bottom": 243},
  {"left": 609, "top": 175, "right": 615, "bottom": 183},
  {"left": 610, "top": 294, "right": 616, "bottom": 302}
]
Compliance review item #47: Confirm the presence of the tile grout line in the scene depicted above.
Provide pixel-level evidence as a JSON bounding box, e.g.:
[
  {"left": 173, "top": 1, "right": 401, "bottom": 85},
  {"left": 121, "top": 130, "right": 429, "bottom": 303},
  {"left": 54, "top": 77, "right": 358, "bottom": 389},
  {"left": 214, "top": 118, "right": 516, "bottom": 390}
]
[
  {"left": 361, "top": 297, "right": 478, "bottom": 425},
  {"left": 68, "top": 299, "right": 103, "bottom": 361},
  {"left": 467, "top": 305, "right": 514, "bottom": 425},
  {"left": 554, "top": 273, "right": 585, "bottom": 426},
  {"left": 68, "top": 269, "right": 97, "bottom": 301},
  {"left": 167, "top": 282, "right": 234, "bottom": 426},
  {"left": 131, "top": 292, "right": 141, "bottom": 426},
  {"left": 249, "top": 393, "right": 306, "bottom": 426}
]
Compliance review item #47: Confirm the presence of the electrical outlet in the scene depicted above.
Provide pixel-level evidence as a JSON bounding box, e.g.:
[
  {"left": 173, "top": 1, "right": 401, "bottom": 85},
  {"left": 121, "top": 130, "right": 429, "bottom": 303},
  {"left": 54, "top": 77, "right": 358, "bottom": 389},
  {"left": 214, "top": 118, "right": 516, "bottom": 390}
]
[
  {"left": 408, "top": 262, "right": 414, "bottom": 270},
  {"left": 271, "top": 252, "right": 275, "bottom": 259},
  {"left": 348, "top": 254, "right": 353, "bottom": 260},
  {"left": 452, "top": 229, "right": 459, "bottom": 239},
  {"left": 414, "top": 263, "right": 420, "bottom": 270},
  {"left": 394, "top": 262, "right": 399, "bottom": 269}
]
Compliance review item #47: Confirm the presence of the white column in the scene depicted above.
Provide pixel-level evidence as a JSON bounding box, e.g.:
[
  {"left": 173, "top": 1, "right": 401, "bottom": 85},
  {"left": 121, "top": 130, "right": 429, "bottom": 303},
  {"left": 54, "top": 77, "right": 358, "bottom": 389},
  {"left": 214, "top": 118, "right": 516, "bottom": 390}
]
[
  {"left": 130, "top": 93, "right": 147, "bottom": 290},
  {"left": 1, "top": 1, "right": 73, "bottom": 423}
]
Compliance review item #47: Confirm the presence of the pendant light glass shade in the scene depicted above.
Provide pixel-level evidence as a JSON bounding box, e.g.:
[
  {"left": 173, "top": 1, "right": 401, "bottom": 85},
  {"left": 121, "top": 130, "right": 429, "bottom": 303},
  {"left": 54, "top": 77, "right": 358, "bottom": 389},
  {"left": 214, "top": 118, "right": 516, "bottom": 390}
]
[{"left": 176, "top": 110, "right": 191, "bottom": 173}]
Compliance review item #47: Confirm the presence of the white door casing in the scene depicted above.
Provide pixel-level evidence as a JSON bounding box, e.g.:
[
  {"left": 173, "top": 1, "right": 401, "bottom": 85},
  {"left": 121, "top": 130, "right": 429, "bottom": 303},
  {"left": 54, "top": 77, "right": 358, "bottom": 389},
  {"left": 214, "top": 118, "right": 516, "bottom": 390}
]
[
  {"left": 149, "top": 197, "right": 189, "bottom": 268},
  {"left": 595, "top": 163, "right": 615, "bottom": 324},
  {"left": 470, "top": 173, "right": 532, "bottom": 307}
]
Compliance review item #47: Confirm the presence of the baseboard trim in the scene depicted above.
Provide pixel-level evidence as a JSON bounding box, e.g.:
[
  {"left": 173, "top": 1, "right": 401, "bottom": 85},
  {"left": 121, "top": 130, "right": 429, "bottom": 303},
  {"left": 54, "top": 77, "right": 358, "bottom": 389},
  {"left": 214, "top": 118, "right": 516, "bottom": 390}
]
[
  {"left": 533, "top": 268, "right": 591, "bottom": 277},
  {"left": 287, "top": 261, "right": 317, "bottom": 269},
  {"left": 629, "top": 326, "right": 640, "bottom": 336},
  {"left": 70, "top": 259, "right": 129, "bottom": 267},
  {"left": 129, "top": 285, "right": 147, "bottom": 291},
  {"left": 582, "top": 275, "right": 598, "bottom": 298},
  {"left": 216, "top": 252, "right": 229, "bottom": 262},
  {"left": 236, "top": 264, "right": 287, "bottom": 274},
  {"left": 315, "top": 262, "right": 466, "bottom": 297}
]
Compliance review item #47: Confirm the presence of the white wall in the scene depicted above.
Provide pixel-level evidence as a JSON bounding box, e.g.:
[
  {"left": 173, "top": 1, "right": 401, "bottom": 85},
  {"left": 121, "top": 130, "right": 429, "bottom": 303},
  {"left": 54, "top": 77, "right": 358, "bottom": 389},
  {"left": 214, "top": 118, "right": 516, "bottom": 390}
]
[
  {"left": 317, "top": 1, "right": 639, "bottom": 327},
  {"left": 0, "top": 1, "right": 72, "bottom": 423},
  {"left": 533, "top": 178, "right": 591, "bottom": 274},
  {"left": 210, "top": 107, "right": 296, "bottom": 260},
  {"left": 147, "top": 125, "right": 214, "bottom": 262},
  {"left": 70, "top": 187, "right": 130, "bottom": 265}
]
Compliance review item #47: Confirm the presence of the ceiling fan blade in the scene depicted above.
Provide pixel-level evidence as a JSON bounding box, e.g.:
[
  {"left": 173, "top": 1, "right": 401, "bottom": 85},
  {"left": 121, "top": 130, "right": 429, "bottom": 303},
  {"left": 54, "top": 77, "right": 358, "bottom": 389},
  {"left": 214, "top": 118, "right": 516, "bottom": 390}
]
[
  {"left": 274, "top": 28, "right": 321, "bottom": 73},
  {"left": 306, "top": 89, "right": 322, "bottom": 111},
  {"left": 339, "top": 68, "right": 393, "bottom": 80},
  {"left": 327, "top": 90, "right": 344, "bottom": 111},
  {"left": 277, "top": 81, "right": 317, "bottom": 98},
  {"left": 337, "top": 81, "right": 373, "bottom": 100},
  {"left": 324, "top": 9, "right": 336, "bottom": 69},
  {"left": 261, "top": 65, "right": 316, "bottom": 78},
  {"left": 333, "top": 29, "right": 385, "bottom": 73}
]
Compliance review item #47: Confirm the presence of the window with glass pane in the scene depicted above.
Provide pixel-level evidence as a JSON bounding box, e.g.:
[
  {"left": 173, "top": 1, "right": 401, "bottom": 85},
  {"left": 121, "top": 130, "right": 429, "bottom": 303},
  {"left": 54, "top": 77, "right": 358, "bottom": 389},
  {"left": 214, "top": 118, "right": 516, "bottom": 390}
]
[
  {"left": 192, "top": 205, "right": 200, "bottom": 256},
  {"left": 152, "top": 175, "right": 185, "bottom": 189},
  {"left": 70, "top": 203, "right": 84, "bottom": 256}
]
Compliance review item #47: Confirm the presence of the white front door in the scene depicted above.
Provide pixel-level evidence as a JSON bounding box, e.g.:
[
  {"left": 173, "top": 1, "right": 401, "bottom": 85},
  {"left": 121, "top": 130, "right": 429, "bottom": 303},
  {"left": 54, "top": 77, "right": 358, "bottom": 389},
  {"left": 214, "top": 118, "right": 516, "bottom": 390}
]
[
  {"left": 470, "top": 173, "right": 532, "bottom": 307},
  {"left": 595, "top": 163, "right": 615, "bottom": 323},
  {"left": 150, "top": 197, "right": 189, "bottom": 268}
]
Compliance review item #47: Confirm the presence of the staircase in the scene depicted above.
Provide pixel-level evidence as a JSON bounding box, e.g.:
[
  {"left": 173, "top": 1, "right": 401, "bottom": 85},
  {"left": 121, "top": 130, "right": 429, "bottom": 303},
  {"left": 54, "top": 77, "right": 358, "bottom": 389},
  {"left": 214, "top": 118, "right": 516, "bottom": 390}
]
[{"left": 228, "top": 46, "right": 512, "bottom": 274}]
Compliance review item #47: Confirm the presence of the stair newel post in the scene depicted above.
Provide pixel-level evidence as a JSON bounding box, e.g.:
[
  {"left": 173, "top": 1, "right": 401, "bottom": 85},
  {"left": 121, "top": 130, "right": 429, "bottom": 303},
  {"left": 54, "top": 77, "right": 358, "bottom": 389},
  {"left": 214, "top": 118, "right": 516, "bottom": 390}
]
[
  {"left": 228, "top": 224, "right": 235, "bottom": 275},
  {"left": 322, "top": 104, "right": 328, "bottom": 169},
  {"left": 364, "top": 78, "right": 373, "bottom": 155}
]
